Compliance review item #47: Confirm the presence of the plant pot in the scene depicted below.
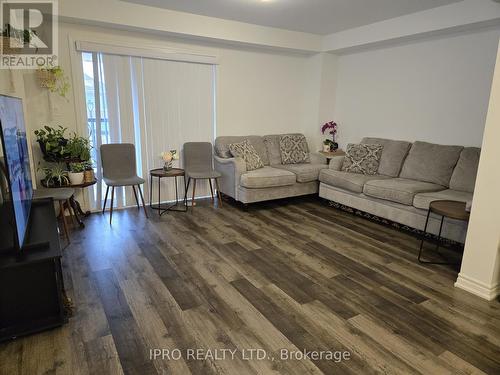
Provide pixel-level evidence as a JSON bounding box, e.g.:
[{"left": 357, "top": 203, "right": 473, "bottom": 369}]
[
  {"left": 68, "top": 172, "right": 84, "bottom": 185},
  {"left": 322, "top": 144, "right": 331, "bottom": 152},
  {"left": 83, "top": 169, "right": 94, "bottom": 183},
  {"left": 37, "top": 69, "right": 56, "bottom": 88}
]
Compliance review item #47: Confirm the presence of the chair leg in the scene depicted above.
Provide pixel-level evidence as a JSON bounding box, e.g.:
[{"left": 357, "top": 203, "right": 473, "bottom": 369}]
[
  {"left": 59, "top": 200, "right": 70, "bottom": 245},
  {"left": 102, "top": 185, "right": 109, "bottom": 214},
  {"left": 191, "top": 179, "right": 197, "bottom": 207},
  {"left": 109, "top": 187, "right": 115, "bottom": 224},
  {"left": 132, "top": 185, "right": 140, "bottom": 209},
  {"left": 215, "top": 178, "right": 223, "bottom": 208},
  {"left": 137, "top": 185, "right": 149, "bottom": 218},
  {"left": 208, "top": 179, "right": 214, "bottom": 201}
]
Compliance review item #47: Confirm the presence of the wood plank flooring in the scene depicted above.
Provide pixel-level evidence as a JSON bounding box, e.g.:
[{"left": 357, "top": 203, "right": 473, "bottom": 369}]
[{"left": 1, "top": 196, "right": 500, "bottom": 375}]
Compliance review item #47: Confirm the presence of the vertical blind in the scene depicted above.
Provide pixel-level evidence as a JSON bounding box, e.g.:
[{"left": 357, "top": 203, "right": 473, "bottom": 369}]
[{"left": 84, "top": 52, "right": 216, "bottom": 211}]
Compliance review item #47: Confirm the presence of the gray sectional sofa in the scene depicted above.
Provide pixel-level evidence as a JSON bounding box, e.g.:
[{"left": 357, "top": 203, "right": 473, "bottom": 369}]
[
  {"left": 319, "top": 138, "right": 480, "bottom": 243},
  {"left": 214, "top": 134, "right": 327, "bottom": 204}
]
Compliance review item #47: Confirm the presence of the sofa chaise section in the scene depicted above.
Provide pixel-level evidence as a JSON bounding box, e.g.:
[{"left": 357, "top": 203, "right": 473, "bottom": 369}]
[{"left": 319, "top": 139, "right": 479, "bottom": 243}]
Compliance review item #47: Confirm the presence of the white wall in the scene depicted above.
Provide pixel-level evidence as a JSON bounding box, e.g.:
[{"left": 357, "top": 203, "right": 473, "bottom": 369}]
[
  {"left": 0, "top": 21, "right": 323, "bottom": 207},
  {"left": 332, "top": 28, "right": 500, "bottom": 148},
  {"left": 455, "top": 39, "right": 500, "bottom": 300}
]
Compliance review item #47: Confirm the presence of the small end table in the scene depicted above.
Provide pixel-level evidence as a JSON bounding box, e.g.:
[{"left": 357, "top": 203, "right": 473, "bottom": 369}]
[
  {"left": 149, "top": 168, "right": 187, "bottom": 215},
  {"left": 418, "top": 200, "right": 470, "bottom": 264},
  {"left": 41, "top": 179, "right": 97, "bottom": 228},
  {"left": 319, "top": 150, "right": 345, "bottom": 165}
]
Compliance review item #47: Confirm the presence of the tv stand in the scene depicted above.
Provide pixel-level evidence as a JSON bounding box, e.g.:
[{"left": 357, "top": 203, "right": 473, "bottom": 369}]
[{"left": 0, "top": 198, "right": 68, "bottom": 341}]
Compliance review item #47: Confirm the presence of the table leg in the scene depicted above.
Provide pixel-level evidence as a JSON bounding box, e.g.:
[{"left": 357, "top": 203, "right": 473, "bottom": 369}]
[
  {"left": 149, "top": 174, "right": 153, "bottom": 210},
  {"left": 418, "top": 208, "right": 431, "bottom": 262},
  {"left": 174, "top": 176, "right": 179, "bottom": 205},
  {"left": 158, "top": 175, "right": 161, "bottom": 216}
]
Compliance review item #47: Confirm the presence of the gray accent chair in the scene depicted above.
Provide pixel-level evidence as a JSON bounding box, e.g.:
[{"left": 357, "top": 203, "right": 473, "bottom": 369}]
[
  {"left": 319, "top": 137, "right": 479, "bottom": 243},
  {"left": 214, "top": 134, "right": 327, "bottom": 204},
  {"left": 183, "top": 142, "right": 223, "bottom": 207},
  {"left": 100, "top": 143, "right": 148, "bottom": 223}
]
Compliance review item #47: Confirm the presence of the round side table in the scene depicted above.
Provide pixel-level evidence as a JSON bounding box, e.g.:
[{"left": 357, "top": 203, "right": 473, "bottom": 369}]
[
  {"left": 149, "top": 168, "right": 187, "bottom": 215},
  {"left": 418, "top": 200, "right": 470, "bottom": 264}
]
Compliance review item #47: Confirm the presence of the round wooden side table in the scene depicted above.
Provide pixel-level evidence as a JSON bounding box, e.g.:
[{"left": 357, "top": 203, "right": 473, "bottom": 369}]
[
  {"left": 418, "top": 200, "right": 470, "bottom": 264},
  {"left": 149, "top": 168, "right": 187, "bottom": 215}
]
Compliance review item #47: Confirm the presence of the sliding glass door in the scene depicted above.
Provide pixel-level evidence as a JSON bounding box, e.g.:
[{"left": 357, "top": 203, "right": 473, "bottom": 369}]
[{"left": 81, "top": 51, "right": 216, "bottom": 211}]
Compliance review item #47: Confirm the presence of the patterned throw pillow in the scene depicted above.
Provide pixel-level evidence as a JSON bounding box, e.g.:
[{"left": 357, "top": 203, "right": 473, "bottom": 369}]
[
  {"left": 229, "top": 140, "right": 264, "bottom": 171},
  {"left": 341, "top": 143, "right": 383, "bottom": 175},
  {"left": 279, "top": 135, "right": 310, "bottom": 165}
]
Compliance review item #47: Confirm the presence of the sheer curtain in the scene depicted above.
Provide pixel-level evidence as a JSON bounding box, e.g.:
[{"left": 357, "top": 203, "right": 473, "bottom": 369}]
[{"left": 85, "top": 52, "right": 216, "bottom": 210}]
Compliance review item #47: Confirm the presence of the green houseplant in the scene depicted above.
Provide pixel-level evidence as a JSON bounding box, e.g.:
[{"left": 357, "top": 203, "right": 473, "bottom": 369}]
[
  {"left": 66, "top": 133, "right": 91, "bottom": 162},
  {"left": 38, "top": 164, "right": 70, "bottom": 187},
  {"left": 34, "top": 125, "right": 70, "bottom": 161},
  {"left": 37, "top": 66, "right": 71, "bottom": 98},
  {"left": 68, "top": 162, "right": 85, "bottom": 185}
]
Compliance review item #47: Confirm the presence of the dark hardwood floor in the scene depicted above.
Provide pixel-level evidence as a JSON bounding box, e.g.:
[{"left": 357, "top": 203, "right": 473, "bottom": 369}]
[{"left": 1, "top": 196, "right": 500, "bottom": 375}]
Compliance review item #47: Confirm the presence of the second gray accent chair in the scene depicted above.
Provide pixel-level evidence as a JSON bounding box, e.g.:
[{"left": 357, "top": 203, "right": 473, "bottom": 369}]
[
  {"left": 319, "top": 138, "right": 480, "bottom": 243},
  {"left": 183, "top": 142, "right": 223, "bottom": 207},
  {"left": 214, "top": 134, "right": 327, "bottom": 204},
  {"left": 100, "top": 143, "right": 148, "bottom": 224}
]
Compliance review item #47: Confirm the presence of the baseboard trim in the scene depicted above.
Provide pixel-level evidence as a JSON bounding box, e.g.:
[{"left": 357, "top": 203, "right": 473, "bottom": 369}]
[{"left": 455, "top": 273, "right": 500, "bottom": 301}]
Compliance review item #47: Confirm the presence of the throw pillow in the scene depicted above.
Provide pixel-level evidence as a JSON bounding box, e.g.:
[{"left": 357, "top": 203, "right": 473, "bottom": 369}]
[
  {"left": 279, "top": 134, "right": 310, "bottom": 164},
  {"left": 229, "top": 140, "right": 264, "bottom": 171},
  {"left": 341, "top": 143, "right": 383, "bottom": 175}
]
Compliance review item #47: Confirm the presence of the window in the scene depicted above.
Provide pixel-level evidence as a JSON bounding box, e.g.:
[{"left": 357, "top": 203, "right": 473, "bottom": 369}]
[{"left": 81, "top": 51, "right": 216, "bottom": 211}]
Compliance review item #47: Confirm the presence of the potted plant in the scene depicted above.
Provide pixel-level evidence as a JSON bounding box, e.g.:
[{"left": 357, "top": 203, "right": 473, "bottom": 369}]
[
  {"left": 38, "top": 164, "right": 70, "bottom": 187},
  {"left": 68, "top": 162, "right": 85, "bottom": 185},
  {"left": 321, "top": 121, "right": 339, "bottom": 152},
  {"left": 34, "top": 125, "right": 71, "bottom": 161},
  {"left": 37, "top": 66, "right": 71, "bottom": 98},
  {"left": 66, "top": 133, "right": 92, "bottom": 162},
  {"left": 82, "top": 161, "right": 95, "bottom": 183}
]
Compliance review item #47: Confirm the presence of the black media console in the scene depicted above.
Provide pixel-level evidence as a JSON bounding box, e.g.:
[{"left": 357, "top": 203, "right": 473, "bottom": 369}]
[{"left": 0, "top": 198, "right": 68, "bottom": 341}]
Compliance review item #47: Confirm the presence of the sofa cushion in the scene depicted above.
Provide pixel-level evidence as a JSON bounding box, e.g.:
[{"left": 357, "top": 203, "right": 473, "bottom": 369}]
[
  {"left": 240, "top": 167, "right": 296, "bottom": 189},
  {"left": 263, "top": 133, "right": 305, "bottom": 165},
  {"left": 363, "top": 178, "right": 444, "bottom": 205},
  {"left": 361, "top": 137, "right": 411, "bottom": 177},
  {"left": 413, "top": 189, "right": 473, "bottom": 210},
  {"left": 274, "top": 163, "right": 326, "bottom": 183},
  {"left": 229, "top": 140, "right": 264, "bottom": 171},
  {"left": 449, "top": 147, "right": 480, "bottom": 193},
  {"left": 279, "top": 134, "right": 310, "bottom": 164},
  {"left": 215, "top": 136, "right": 269, "bottom": 165},
  {"left": 342, "top": 143, "right": 383, "bottom": 175},
  {"left": 320, "top": 169, "right": 390, "bottom": 193},
  {"left": 400, "top": 141, "right": 463, "bottom": 186}
]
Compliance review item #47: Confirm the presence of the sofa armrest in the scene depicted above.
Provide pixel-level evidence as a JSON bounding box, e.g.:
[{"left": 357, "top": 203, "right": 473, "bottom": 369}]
[
  {"left": 214, "top": 156, "right": 247, "bottom": 200},
  {"left": 328, "top": 156, "right": 345, "bottom": 171},
  {"left": 309, "top": 152, "right": 328, "bottom": 165}
]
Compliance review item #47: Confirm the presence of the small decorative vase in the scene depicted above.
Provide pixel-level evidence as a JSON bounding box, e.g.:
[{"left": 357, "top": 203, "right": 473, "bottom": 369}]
[
  {"left": 163, "top": 161, "right": 173, "bottom": 171},
  {"left": 322, "top": 144, "right": 331, "bottom": 152}
]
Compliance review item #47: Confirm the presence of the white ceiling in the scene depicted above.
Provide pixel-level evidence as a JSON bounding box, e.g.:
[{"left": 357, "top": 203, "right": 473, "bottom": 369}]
[{"left": 122, "top": 0, "right": 462, "bottom": 35}]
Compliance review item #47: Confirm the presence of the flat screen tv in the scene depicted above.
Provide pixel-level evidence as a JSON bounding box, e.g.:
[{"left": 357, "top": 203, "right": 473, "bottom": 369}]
[{"left": 0, "top": 95, "right": 33, "bottom": 251}]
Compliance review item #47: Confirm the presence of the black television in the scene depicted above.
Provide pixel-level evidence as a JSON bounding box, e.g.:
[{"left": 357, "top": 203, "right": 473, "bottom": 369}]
[{"left": 0, "top": 95, "right": 33, "bottom": 251}]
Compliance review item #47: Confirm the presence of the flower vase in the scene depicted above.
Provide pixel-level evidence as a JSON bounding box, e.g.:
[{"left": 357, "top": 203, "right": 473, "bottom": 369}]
[
  {"left": 322, "top": 144, "right": 331, "bottom": 152},
  {"left": 163, "top": 161, "right": 173, "bottom": 171}
]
